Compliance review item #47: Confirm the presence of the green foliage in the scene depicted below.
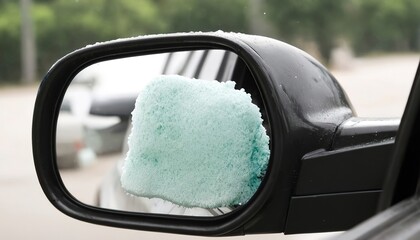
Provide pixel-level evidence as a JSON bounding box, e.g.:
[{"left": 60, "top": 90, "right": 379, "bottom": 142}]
[
  {"left": 264, "top": 0, "right": 352, "bottom": 62},
  {"left": 0, "top": 0, "right": 419, "bottom": 83},
  {"left": 350, "top": 0, "right": 420, "bottom": 54},
  {"left": 0, "top": 3, "right": 21, "bottom": 82},
  {"left": 34, "top": 0, "right": 165, "bottom": 81},
  {"left": 0, "top": 0, "right": 165, "bottom": 82},
  {"left": 158, "top": 0, "right": 249, "bottom": 33},
  {"left": 264, "top": 0, "right": 420, "bottom": 62}
]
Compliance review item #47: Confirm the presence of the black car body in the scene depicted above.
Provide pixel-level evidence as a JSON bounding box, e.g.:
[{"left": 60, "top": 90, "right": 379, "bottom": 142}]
[{"left": 32, "top": 32, "right": 420, "bottom": 238}]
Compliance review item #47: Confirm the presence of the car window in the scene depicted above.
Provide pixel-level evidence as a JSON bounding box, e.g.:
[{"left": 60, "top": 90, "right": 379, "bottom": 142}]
[
  {"left": 198, "top": 50, "right": 227, "bottom": 80},
  {"left": 162, "top": 51, "right": 192, "bottom": 75}
]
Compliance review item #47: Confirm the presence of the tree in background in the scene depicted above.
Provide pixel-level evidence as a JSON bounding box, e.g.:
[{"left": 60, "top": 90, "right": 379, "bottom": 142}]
[
  {"left": 264, "top": 0, "right": 420, "bottom": 63},
  {"left": 264, "top": 0, "right": 349, "bottom": 63},
  {"left": 0, "top": 2, "right": 21, "bottom": 83},
  {"left": 350, "top": 0, "right": 420, "bottom": 55},
  {"left": 157, "top": 0, "right": 249, "bottom": 33},
  {"left": 21, "top": 0, "right": 36, "bottom": 84},
  {"left": 1, "top": 0, "right": 419, "bottom": 84},
  {"left": 0, "top": 0, "right": 164, "bottom": 83},
  {"left": 34, "top": 0, "right": 165, "bottom": 82}
]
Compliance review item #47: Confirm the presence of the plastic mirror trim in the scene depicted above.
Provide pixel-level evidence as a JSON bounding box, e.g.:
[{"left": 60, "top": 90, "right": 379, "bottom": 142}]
[{"left": 33, "top": 32, "right": 356, "bottom": 236}]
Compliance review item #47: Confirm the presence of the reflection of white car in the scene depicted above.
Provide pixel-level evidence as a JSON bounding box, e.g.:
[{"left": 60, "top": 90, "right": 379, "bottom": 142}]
[
  {"left": 56, "top": 111, "right": 96, "bottom": 169},
  {"left": 66, "top": 53, "right": 169, "bottom": 156},
  {"left": 84, "top": 94, "right": 137, "bottom": 155}
]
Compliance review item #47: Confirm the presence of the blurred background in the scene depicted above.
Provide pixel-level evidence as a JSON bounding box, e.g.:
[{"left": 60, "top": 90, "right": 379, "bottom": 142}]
[{"left": 1, "top": 0, "right": 419, "bottom": 239}]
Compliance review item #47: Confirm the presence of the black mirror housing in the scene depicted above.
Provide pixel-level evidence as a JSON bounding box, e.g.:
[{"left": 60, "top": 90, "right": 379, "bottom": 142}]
[{"left": 33, "top": 32, "right": 358, "bottom": 236}]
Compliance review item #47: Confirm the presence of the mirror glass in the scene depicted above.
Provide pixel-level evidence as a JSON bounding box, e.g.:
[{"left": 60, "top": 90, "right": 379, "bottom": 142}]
[{"left": 56, "top": 49, "right": 270, "bottom": 217}]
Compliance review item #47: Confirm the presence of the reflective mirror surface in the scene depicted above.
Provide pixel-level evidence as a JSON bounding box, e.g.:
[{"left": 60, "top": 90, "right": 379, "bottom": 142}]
[{"left": 57, "top": 50, "right": 270, "bottom": 216}]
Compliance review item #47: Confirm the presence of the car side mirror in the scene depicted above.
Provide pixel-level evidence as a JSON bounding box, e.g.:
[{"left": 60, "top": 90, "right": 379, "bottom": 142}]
[{"left": 33, "top": 32, "right": 398, "bottom": 236}]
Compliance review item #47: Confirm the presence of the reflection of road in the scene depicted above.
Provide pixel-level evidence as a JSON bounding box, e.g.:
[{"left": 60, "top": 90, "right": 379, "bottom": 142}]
[
  {"left": 0, "top": 54, "right": 418, "bottom": 240},
  {"left": 332, "top": 54, "right": 419, "bottom": 117},
  {"left": 60, "top": 153, "right": 122, "bottom": 206}
]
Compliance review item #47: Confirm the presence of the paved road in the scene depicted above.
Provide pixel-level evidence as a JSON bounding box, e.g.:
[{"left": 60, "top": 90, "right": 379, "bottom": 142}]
[
  {"left": 0, "top": 54, "right": 418, "bottom": 239},
  {"left": 331, "top": 54, "right": 418, "bottom": 117}
]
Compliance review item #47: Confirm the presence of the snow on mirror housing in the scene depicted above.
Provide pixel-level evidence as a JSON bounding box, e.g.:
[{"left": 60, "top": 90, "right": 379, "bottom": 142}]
[
  {"left": 33, "top": 32, "right": 354, "bottom": 236},
  {"left": 121, "top": 75, "right": 270, "bottom": 209}
]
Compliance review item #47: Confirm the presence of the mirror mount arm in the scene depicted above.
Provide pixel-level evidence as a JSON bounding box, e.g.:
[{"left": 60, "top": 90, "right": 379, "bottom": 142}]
[{"left": 286, "top": 117, "right": 399, "bottom": 233}]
